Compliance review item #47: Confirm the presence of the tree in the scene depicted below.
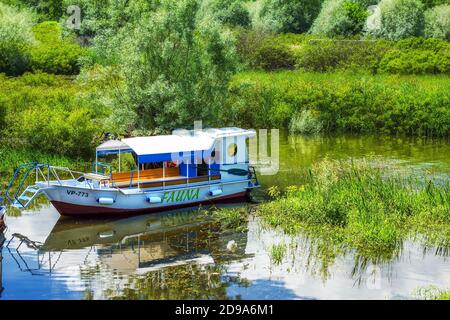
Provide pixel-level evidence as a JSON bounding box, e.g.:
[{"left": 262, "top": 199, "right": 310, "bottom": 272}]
[
  {"left": 310, "top": 0, "right": 369, "bottom": 36},
  {"left": 106, "top": 0, "right": 237, "bottom": 134},
  {"left": 0, "top": 3, "right": 35, "bottom": 75},
  {"left": 210, "top": 0, "right": 251, "bottom": 28},
  {"left": 376, "top": 0, "right": 425, "bottom": 40},
  {"left": 260, "top": 0, "right": 324, "bottom": 33},
  {"left": 424, "top": 5, "right": 450, "bottom": 40}
]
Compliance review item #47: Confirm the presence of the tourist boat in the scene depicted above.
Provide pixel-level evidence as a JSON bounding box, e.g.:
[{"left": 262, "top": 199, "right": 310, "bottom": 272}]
[{"left": 5, "top": 128, "right": 259, "bottom": 217}]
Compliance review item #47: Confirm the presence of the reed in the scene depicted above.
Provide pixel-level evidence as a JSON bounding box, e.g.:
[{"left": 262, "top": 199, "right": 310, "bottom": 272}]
[
  {"left": 255, "top": 158, "right": 450, "bottom": 259},
  {"left": 270, "top": 243, "right": 287, "bottom": 265}
]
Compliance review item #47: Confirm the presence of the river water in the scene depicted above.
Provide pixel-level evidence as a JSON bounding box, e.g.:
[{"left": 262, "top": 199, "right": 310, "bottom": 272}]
[{"left": 1, "top": 134, "right": 449, "bottom": 299}]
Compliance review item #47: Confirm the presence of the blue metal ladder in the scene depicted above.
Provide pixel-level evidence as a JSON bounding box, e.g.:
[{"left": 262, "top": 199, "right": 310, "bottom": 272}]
[{"left": 5, "top": 162, "right": 45, "bottom": 209}]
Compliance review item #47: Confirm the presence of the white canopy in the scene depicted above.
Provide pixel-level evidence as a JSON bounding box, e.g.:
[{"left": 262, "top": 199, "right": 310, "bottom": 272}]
[
  {"left": 96, "top": 140, "right": 130, "bottom": 152},
  {"left": 122, "top": 135, "right": 215, "bottom": 156},
  {"left": 122, "top": 128, "right": 255, "bottom": 156}
]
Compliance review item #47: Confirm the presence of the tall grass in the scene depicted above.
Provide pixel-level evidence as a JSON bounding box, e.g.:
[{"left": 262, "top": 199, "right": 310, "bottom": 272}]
[
  {"left": 227, "top": 71, "right": 450, "bottom": 137},
  {"left": 255, "top": 158, "right": 450, "bottom": 259}
]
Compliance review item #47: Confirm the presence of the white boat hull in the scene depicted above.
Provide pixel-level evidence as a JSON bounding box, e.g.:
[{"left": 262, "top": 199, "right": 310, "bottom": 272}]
[{"left": 38, "top": 180, "right": 252, "bottom": 216}]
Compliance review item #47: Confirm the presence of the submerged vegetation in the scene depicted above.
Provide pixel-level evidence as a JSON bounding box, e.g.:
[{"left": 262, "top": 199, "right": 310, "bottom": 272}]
[
  {"left": 255, "top": 159, "right": 450, "bottom": 259},
  {"left": 415, "top": 286, "right": 450, "bottom": 300}
]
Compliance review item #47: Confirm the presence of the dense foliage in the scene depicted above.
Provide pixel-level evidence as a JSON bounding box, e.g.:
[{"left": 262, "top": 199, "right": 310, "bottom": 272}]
[
  {"left": 310, "top": 0, "right": 369, "bottom": 36},
  {"left": 30, "top": 21, "right": 84, "bottom": 74},
  {"left": 0, "top": 73, "right": 106, "bottom": 157},
  {"left": 424, "top": 5, "right": 450, "bottom": 40},
  {"left": 375, "top": 0, "right": 425, "bottom": 40},
  {"left": 228, "top": 71, "right": 450, "bottom": 136},
  {"left": 0, "top": 3, "right": 34, "bottom": 75},
  {"left": 256, "top": 159, "right": 450, "bottom": 257},
  {"left": 95, "top": 0, "right": 238, "bottom": 135},
  {"left": 210, "top": 0, "right": 251, "bottom": 27},
  {"left": 259, "top": 0, "right": 324, "bottom": 33}
]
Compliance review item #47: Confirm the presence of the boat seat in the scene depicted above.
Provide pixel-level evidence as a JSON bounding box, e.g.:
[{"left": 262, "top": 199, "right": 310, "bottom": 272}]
[{"left": 113, "top": 174, "right": 221, "bottom": 188}]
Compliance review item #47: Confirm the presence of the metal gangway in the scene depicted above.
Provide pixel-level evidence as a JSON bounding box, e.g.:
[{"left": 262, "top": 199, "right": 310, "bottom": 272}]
[{"left": 5, "top": 162, "right": 87, "bottom": 209}]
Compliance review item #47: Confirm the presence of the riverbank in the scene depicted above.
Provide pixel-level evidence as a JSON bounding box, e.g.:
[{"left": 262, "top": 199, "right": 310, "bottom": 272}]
[
  {"left": 249, "top": 158, "right": 449, "bottom": 262},
  {"left": 227, "top": 71, "right": 450, "bottom": 137}
]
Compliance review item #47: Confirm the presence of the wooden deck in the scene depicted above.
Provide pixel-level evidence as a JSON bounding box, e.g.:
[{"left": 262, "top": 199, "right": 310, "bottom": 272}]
[{"left": 109, "top": 168, "right": 221, "bottom": 188}]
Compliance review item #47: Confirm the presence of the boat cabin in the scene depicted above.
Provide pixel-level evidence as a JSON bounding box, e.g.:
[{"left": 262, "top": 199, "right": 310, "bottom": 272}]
[{"left": 93, "top": 128, "right": 255, "bottom": 190}]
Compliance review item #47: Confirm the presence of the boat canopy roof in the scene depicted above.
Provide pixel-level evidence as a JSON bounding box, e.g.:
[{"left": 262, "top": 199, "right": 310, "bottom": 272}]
[
  {"left": 96, "top": 140, "right": 133, "bottom": 156},
  {"left": 96, "top": 128, "right": 255, "bottom": 163}
]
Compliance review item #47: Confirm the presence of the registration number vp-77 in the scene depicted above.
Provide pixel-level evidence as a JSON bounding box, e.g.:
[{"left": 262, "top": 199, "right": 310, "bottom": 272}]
[{"left": 66, "top": 190, "right": 89, "bottom": 198}]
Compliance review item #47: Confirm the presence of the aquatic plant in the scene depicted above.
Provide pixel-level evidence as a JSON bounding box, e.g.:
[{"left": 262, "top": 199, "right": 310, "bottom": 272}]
[
  {"left": 270, "top": 242, "right": 287, "bottom": 265},
  {"left": 206, "top": 206, "right": 249, "bottom": 232},
  {"left": 414, "top": 286, "right": 450, "bottom": 300},
  {"left": 255, "top": 158, "right": 450, "bottom": 260}
]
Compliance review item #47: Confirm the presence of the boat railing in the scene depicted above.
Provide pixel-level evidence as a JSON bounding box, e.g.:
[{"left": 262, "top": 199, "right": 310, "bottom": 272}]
[
  {"left": 92, "top": 161, "right": 113, "bottom": 178},
  {"left": 5, "top": 163, "right": 86, "bottom": 208}
]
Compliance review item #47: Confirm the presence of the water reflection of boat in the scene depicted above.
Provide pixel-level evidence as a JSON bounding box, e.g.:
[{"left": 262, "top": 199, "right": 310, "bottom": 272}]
[
  {"left": 1, "top": 214, "right": 5, "bottom": 297},
  {"left": 10, "top": 210, "right": 252, "bottom": 275}
]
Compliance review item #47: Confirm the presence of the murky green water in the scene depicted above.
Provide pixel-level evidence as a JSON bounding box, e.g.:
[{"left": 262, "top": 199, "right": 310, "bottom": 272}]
[{"left": 1, "top": 134, "right": 449, "bottom": 299}]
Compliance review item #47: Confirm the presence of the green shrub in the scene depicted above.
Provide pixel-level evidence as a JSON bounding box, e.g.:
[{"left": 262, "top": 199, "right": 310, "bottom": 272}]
[
  {"left": 3, "top": 0, "right": 65, "bottom": 21},
  {"left": 310, "top": 0, "right": 369, "bottom": 37},
  {"left": 290, "top": 109, "right": 324, "bottom": 134},
  {"left": 260, "top": 0, "right": 324, "bottom": 33},
  {"left": 235, "top": 28, "right": 271, "bottom": 67},
  {"left": 379, "top": 38, "right": 450, "bottom": 74},
  {"left": 0, "top": 73, "right": 106, "bottom": 157},
  {"left": 0, "top": 3, "right": 34, "bottom": 75},
  {"left": 422, "top": 0, "right": 450, "bottom": 8},
  {"left": 296, "top": 39, "right": 391, "bottom": 72},
  {"left": 253, "top": 39, "right": 297, "bottom": 71},
  {"left": 228, "top": 71, "right": 450, "bottom": 136},
  {"left": 30, "top": 21, "right": 84, "bottom": 74},
  {"left": 424, "top": 5, "right": 450, "bottom": 41},
  {"left": 212, "top": 0, "right": 251, "bottom": 27},
  {"left": 377, "top": 0, "right": 425, "bottom": 40}
]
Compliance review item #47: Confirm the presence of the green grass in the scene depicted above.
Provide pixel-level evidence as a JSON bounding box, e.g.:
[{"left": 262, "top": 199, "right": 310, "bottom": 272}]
[
  {"left": 414, "top": 286, "right": 450, "bottom": 300},
  {"left": 270, "top": 243, "right": 287, "bottom": 265},
  {"left": 254, "top": 158, "right": 450, "bottom": 260},
  {"left": 227, "top": 71, "right": 450, "bottom": 136}
]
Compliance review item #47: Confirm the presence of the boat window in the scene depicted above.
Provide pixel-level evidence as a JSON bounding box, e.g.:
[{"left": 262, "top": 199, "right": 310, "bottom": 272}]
[
  {"left": 143, "top": 162, "right": 163, "bottom": 170},
  {"left": 197, "top": 160, "right": 209, "bottom": 176},
  {"left": 227, "top": 143, "right": 238, "bottom": 157}
]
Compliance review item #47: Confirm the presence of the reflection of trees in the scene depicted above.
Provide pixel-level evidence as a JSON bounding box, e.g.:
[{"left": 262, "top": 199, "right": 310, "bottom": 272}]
[
  {"left": 70, "top": 211, "right": 252, "bottom": 300},
  {"left": 103, "top": 264, "right": 247, "bottom": 300},
  {"left": 259, "top": 132, "right": 450, "bottom": 191}
]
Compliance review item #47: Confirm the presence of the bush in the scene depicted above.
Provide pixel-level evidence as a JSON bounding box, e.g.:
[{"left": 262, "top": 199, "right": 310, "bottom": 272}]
[
  {"left": 310, "top": 0, "right": 369, "bottom": 37},
  {"left": 30, "top": 21, "right": 84, "bottom": 74},
  {"left": 422, "top": 0, "right": 450, "bottom": 8},
  {"left": 212, "top": 0, "right": 251, "bottom": 28},
  {"left": 4, "top": 0, "right": 65, "bottom": 21},
  {"left": 0, "top": 3, "right": 34, "bottom": 75},
  {"left": 260, "top": 0, "right": 324, "bottom": 33},
  {"left": 290, "top": 109, "right": 324, "bottom": 134},
  {"left": 379, "top": 38, "right": 450, "bottom": 74},
  {"left": 253, "top": 39, "right": 297, "bottom": 71},
  {"left": 424, "top": 5, "right": 450, "bottom": 41},
  {"left": 376, "top": 0, "right": 425, "bottom": 40},
  {"left": 296, "top": 39, "right": 391, "bottom": 72},
  {"left": 228, "top": 71, "right": 450, "bottom": 136},
  {"left": 0, "top": 73, "right": 106, "bottom": 157}
]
